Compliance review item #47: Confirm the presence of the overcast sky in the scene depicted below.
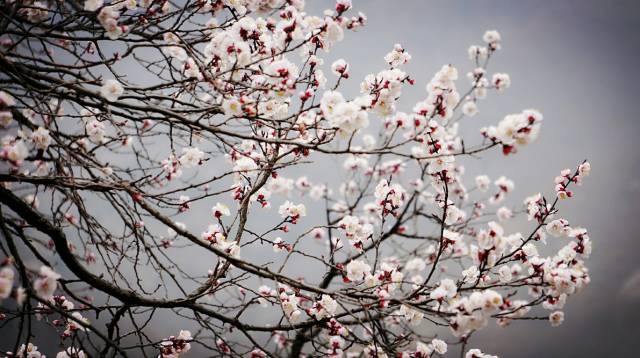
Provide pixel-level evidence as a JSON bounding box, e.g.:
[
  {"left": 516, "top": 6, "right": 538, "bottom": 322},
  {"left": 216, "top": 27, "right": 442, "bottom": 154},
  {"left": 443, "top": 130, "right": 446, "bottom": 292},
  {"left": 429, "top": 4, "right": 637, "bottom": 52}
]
[
  {"left": 305, "top": 0, "right": 640, "bottom": 356},
  {"left": 3, "top": 1, "right": 639, "bottom": 356}
]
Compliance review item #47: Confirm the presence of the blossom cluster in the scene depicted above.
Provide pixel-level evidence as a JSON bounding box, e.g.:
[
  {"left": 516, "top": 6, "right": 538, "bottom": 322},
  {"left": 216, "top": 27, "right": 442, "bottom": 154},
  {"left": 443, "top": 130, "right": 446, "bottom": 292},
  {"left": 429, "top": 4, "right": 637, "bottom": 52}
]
[
  {"left": 159, "top": 330, "right": 193, "bottom": 358},
  {"left": 0, "top": 1, "right": 595, "bottom": 357}
]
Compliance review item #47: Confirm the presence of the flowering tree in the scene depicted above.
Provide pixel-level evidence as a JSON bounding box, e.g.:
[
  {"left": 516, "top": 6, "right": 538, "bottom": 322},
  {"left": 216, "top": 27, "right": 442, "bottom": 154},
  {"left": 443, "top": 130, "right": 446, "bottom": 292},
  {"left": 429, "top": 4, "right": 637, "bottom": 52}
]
[{"left": 0, "top": 1, "right": 593, "bottom": 357}]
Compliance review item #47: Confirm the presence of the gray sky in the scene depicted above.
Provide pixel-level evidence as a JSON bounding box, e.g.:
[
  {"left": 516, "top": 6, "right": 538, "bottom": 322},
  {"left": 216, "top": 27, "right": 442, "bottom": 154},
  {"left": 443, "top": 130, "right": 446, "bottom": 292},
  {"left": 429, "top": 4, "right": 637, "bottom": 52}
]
[
  {"left": 304, "top": 0, "right": 640, "bottom": 356},
  {"left": 3, "top": 1, "right": 639, "bottom": 356}
]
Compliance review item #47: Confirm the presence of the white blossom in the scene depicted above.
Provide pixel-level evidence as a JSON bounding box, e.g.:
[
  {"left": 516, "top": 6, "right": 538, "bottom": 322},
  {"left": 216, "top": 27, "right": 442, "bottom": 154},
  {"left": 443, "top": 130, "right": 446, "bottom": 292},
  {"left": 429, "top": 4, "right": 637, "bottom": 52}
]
[
  {"left": 86, "top": 119, "right": 106, "bottom": 143},
  {"left": 34, "top": 266, "right": 60, "bottom": 299},
  {"left": 475, "top": 175, "right": 491, "bottom": 191},
  {"left": 549, "top": 311, "right": 565, "bottom": 327},
  {"left": 346, "top": 260, "right": 371, "bottom": 282},
  {"left": 84, "top": 0, "right": 103, "bottom": 11},
  {"left": 430, "top": 278, "right": 457, "bottom": 301},
  {"left": 462, "top": 101, "right": 478, "bottom": 117},
  {"left": 179, "top": 147, "right": 204, "bottom": 168},
  {"left": 431, "top": 338, "right": 447, "bottom": 354},
  {"left": 17, "top": 343, "right": 43, "bottom": 358},
  {"left": 384, "top": 44, "right": 411, "bottom": 68},
  {"left": 56, "top": 348, "right": 86, "bottom": 358},
  {"left": 278, "top": 201, "right": 306, "bottom": 219},
  {"left": 100, "top": 79, "right": 124, "bottom": 102},
  {"left": 0, "top": 267, "right": 14, "bottom": 299},
  {"left": 399, "top": 304, "right": 423, "bottom": 325},
  {"left": 331, "top": 58, "right": 349, "bottom": 77},
  {"left": 31, "top": 127, "right": 51, "bottom": 150},
  {"left": 310, "top": 294, "right": 338, "bottom": 319},
  {"left": 212, "top": 202, "right": 231, "bottom": 218},
  {"left": 492, "top": 73, "right": 511, "bottom": 91}
]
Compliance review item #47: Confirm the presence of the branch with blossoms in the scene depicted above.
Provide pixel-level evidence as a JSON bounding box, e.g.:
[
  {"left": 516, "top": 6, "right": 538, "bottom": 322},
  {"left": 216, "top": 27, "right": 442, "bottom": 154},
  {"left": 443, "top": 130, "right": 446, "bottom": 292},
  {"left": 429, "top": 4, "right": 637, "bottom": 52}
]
[{"left": 0, "top": 1, "right": 592, "bottom": 357}]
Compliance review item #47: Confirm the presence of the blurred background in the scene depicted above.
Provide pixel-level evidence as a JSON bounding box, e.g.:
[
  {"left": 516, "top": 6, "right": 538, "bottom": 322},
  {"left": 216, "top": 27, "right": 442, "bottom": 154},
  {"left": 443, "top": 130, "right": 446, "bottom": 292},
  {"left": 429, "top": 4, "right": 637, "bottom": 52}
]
[{"left": 304, "top": 0, "right": 639, "bottom": 356}]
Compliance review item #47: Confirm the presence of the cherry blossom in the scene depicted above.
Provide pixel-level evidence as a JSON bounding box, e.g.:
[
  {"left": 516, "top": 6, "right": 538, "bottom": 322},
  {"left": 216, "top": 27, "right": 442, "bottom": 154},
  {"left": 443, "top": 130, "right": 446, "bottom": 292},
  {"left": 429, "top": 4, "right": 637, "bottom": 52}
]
[
  {"left": 0, "top": 266, "right": 14, "bottom": 300},
  {"left": 179, "top": 147, "right": 205, "bottom": 168},
  {"left": 309, "top": 294, "right": 338, "bottom": 319},
  {"left": 345, "top": 260, "right": 371, "bottom": 282},
  {"left": 16, "top": 343, "right": 44, "bottom": 358},
  {"left": 56, "top": 347, "right": 86, "bottom": 358},
  {"left": 30, "top": 127, "right": 51, "bottom": 150},
  {"left": 384, "top": 43, "right": 412, "bottom": 68},
  {"left": 0, "top": 2, "right": 594, "bottom": 356},
  {"left": 462, "top": 100, "right": 479, "bottom": 117},
  {"left": 84, "top": 0, "right": 103, "bottom": 12},
  {"left": 159, "top": 330, "right": 192, "bottom": 358},
  {"left": 212, "top": 202, "right": 231, "bottom": 218},
  {"left": 33, "top": 266, "right": 60, "bottom": 299},
  {"left": 99, "top": 79, "right": 123, "bottom": 102},
  {"left": 549, "top": 311, "right": 565, "bottom": 327},
  {"left": 466, "top": 348, "right": 498, "bottom": 358},
  {"left": 483, "top": 30, "right": 502, "bottom": 50},
  {"left": 491, "top": 73, "right": 511, "bottom": 91},
  {"left": 278, "top": 201, "right": 307, "bottom": 221}
]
